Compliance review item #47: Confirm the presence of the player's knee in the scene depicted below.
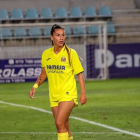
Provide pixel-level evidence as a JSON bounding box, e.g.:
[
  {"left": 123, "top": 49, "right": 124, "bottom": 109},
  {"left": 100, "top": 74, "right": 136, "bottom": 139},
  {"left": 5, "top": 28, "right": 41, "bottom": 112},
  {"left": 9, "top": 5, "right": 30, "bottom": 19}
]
[{"left": 55, "top": 119, "right": 65, "bottom": 129}]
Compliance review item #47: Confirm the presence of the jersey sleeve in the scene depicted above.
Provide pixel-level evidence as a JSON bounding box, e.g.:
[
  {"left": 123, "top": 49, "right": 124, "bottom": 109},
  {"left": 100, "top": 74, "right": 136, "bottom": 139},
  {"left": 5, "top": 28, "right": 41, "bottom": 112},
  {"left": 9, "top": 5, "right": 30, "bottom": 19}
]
[
  {"left": 71, "top": 49, "right": 84, "bottom": 75},
  {"left": 41, "top": 52, "right": 45, "bottom": 67}
]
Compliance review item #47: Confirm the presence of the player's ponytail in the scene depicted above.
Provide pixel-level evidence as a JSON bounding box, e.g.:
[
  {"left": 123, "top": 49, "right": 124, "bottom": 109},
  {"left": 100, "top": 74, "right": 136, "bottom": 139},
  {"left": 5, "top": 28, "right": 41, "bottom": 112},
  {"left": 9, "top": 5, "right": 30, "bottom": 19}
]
[{"left": 64, "top": 43, "right": 71, "bottom": 66}]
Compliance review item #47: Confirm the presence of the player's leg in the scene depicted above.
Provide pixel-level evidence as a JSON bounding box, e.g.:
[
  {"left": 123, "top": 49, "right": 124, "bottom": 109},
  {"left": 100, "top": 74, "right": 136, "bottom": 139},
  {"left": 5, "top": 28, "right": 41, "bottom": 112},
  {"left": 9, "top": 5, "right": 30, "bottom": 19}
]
[
  {"left": 65, "top": 120, "right": 73, "bottom": 139},
  {"left": 65, "top": 119, "right": 73, "bottom": 138},
  {"left": 51, "top": 106, "right": 73, "bottom": 139},
  {"left": 51, "top": 106, "right": 58, "bottom": 118},
  {"left": 55, "top": 100, "right": 74, "bottom": 140}
]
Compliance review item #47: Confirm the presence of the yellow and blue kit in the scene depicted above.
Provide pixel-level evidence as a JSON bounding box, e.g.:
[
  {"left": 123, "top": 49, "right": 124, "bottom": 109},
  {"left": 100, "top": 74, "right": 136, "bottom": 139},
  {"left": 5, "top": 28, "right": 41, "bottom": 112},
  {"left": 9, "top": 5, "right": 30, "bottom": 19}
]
[{"left": 41, "top": 46, "right": 84, "bottom": 107}]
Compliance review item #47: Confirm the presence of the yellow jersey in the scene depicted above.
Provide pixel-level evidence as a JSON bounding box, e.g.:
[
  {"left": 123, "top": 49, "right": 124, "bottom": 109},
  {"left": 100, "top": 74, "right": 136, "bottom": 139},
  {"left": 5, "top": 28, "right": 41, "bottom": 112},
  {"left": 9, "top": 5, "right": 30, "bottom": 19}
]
[{"left": 41, "top": 46, "right": 84, "bottom": 102}]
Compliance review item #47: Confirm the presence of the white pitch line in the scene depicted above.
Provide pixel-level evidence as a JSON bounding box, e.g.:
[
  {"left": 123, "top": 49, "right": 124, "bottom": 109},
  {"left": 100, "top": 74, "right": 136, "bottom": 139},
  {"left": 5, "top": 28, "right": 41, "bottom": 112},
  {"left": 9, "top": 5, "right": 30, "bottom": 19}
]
[
  {"left": 0, "top": 100, "right": 140, "bottom": 138},
  {"left": 0, "top": 100, "right": 52, "bottom": 114},
  {"left": 0, "top": 132, "right": 122, "bottom": 135}
]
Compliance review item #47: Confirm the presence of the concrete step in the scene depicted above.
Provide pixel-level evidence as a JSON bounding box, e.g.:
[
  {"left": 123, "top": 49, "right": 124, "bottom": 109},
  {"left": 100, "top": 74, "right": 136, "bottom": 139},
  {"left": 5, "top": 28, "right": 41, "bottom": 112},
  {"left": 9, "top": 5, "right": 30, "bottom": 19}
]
[
  {"left": 100, "top": 0, "right": 135, "bottom": 10},
  {"left": 115, "top": 25, "right": 140, "bottom": 32},
  {"left": 113, "top": 16, "right": 140, "bottom": 24},
  {"left": 114, "top": 35, "right": 140, "bottom": 44}
]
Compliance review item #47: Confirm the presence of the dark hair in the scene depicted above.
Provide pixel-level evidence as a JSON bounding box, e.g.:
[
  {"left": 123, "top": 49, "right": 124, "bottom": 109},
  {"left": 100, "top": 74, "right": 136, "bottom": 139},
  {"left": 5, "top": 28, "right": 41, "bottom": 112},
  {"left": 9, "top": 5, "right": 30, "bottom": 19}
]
[{"left": 50, "top": 24, "right": 71, "bottom": 66}]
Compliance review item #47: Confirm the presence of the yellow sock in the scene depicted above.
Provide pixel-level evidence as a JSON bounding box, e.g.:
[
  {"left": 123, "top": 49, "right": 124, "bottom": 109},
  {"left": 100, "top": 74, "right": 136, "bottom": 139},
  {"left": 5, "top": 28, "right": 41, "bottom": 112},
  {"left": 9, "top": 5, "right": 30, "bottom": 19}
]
[
  {"left": 58, "top": 132, "right": 68, "bottom": 140},
  {"left": 68, "top": 136, "right": 73, "bottom": 140}
]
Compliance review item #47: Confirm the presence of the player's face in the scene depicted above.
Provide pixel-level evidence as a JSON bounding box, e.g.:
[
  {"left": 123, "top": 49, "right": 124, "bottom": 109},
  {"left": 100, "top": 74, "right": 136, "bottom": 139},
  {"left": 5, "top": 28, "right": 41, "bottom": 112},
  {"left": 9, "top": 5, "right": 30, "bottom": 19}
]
[{"left": 51, "top": 29, "right": 65, "bottom": 47}]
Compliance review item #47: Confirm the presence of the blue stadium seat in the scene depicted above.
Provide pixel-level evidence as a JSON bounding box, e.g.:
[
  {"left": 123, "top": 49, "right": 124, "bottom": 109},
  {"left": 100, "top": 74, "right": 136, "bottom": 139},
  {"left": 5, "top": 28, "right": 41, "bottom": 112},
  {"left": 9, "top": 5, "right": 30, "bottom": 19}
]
[
  {"left": 73, "top": 26, "right": 85, "bottom": 35},
  {"left": 40, "top": 8, "right": 52, "bottom": 18},
  {"left": 14, "top": 28, "right": 27, "bottom": 37},
  {"left": 0, "top": 28, "right": 12, "bottom": 37},
  {"left": 0, "top": 9, "right": 9, "bottom": 19},
  {"left": 85, "top": 7, "right": 97, "bottom": 17},
  {"left": 26, "top": 8, "right": 38, "bottom": 19},
  {"left": 70, "top": 7, "right": 82, "bottom": 17},
  {"left": 55, "top": 7, "right": 67, "bottom": 18},
  {"left": 29, "top": 27, "right": 41, "bottom": 36},
  {"left": 107, "top": 22, "right": 116, "bottom": 34},
  {"left": 64, "top": 26, "right": 71, "bottom": 35},
  {"left": 87, "top": 23, "right": 116, "bottom": 35},
  {"left": 11, "top": 9, "right": 23, "bottom": 19},
  {"left": 43, "top": 27, "right": 51, "bottom": 36},
  {"left": 87, "top": 26, "right": 99, "bottom": 34},
  {"left": 99, "top": 6, "right": 112, "bottom": 17}
]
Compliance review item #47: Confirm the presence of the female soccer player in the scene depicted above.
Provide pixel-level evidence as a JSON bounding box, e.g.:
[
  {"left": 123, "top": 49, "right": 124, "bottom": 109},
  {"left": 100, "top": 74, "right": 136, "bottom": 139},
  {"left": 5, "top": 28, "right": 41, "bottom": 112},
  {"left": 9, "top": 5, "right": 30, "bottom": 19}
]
[{"left": 29, "top": 24, "right": 87, "bottom": 140}]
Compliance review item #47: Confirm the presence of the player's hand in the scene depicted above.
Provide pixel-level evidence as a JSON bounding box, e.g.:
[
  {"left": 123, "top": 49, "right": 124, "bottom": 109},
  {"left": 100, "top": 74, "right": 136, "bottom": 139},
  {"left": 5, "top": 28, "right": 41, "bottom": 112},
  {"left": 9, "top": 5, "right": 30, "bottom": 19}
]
[
  {"left": 29, "top": 87, "right": 36, "bottom": 99},
  {"left": 80, "top": 93, "right": 87, "bottom": 106}
]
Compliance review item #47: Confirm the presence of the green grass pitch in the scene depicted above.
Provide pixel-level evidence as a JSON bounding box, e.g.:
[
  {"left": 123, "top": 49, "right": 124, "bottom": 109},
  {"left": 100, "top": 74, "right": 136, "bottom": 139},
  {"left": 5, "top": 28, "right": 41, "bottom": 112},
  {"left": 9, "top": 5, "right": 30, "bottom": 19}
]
[{"left": 0, "top": 78, "right": 140, "bottom": 140}]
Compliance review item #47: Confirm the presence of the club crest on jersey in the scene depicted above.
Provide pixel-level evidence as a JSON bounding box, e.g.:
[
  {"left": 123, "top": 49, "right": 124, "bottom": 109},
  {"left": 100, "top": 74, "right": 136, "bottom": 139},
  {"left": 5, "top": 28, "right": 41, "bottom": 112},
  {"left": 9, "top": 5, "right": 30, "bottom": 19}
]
[{"left": 61, "top": 57, "right": 66, "bottom": 62}]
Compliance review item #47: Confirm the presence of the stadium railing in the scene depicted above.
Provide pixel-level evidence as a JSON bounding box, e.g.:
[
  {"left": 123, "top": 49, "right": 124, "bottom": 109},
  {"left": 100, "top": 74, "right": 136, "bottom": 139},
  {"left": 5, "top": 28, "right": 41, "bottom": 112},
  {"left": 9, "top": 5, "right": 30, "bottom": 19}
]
[
  {"left": 0, "top": 22, "right": 116, "bottom": 39},
  {"left": 2, "top": 23, "right": 140, "bottom": 41}
]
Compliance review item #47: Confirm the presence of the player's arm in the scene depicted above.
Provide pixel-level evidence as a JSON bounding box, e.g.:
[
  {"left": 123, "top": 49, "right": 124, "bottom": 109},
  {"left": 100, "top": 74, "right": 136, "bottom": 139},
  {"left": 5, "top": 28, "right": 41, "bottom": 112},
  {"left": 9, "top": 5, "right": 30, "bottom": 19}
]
[
  {"left": 77, "top": 72, "right": 87, "bottom": 106},
  {"left": 34, "top": 67, "right": 47, "bottom": 87},
  {"left": 29, "top": 67, "right": 47, "bottom": 99}
]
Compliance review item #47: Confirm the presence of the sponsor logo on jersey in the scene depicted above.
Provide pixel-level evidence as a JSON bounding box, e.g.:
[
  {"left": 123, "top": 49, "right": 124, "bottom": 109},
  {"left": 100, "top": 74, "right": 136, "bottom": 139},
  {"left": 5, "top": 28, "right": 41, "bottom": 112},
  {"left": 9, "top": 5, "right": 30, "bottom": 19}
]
[
  {"left": 61, "top": 57, "right": 66, "bottom": 62},
  {"left": 47, "top": 65, "right": 65, "bottom": 70},
  {"left": 46, "top": 65, "right": 65, "bottom": 74},
  {"left": 46, "top": 58, "right": 51, "bottom": 61}
]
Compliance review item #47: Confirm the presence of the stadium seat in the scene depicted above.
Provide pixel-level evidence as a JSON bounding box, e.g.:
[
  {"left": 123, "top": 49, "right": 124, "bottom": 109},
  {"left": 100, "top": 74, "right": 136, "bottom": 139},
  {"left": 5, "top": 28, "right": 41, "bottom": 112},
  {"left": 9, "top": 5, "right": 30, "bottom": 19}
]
[
  {"left": 70, "top": 7, "right": 82, "bottom": 18},
  {"left": 64, "top": 26, "right": 71, "bottom": 35},
  {"left": 73, "top": 26, "right": 85, "bottom": 35},
  {"left": 0, "top": 9, "right": 9, "bottom": 19},
  {"left": 107, "top": 22, "right": 116, "bottom": 34},
  {"left": 11, "top": 9, "right": 23, "bottom": 19},
  {"left": 14, "top": 28, "right": 27, "bottom": 37},
  {"left": 26, "top": 8, "right": 38, "bottom": 19},
  {"left": 29, "top": 27, "right": 42, "bottom": 36},
  {"left": 55, "top": 7, "right": 67, "bottom": 18},
  {"left": 40, "top": 8, "right": 53, "bottom": 18},
  {"left": 99, "top": 6, "right": 112, "bottom": 17},
  {"left": 0, "top": 28, "right": 12, "bottom": 37},
  {"left": 87, "top": 23, "right": 116, "bottom": 35},
  {"left": 87, "top": 25, "right": 99, "bottom": 35},
  {"left": 43, "top": 27, "right": 51, "bottom": 36},
  {"left": 85, "top": 7, "right": 97, "bottom": 17}
]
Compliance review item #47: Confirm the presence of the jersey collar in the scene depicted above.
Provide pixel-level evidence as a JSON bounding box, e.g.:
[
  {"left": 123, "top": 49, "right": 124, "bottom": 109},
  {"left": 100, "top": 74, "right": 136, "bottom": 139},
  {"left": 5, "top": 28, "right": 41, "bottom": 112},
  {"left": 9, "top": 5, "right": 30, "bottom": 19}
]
[{"left": 52, "top": 45, "right": 66, "bottom": 56}]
